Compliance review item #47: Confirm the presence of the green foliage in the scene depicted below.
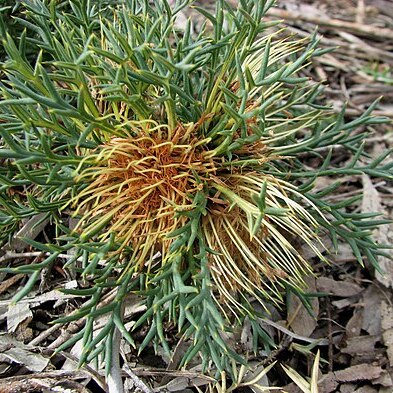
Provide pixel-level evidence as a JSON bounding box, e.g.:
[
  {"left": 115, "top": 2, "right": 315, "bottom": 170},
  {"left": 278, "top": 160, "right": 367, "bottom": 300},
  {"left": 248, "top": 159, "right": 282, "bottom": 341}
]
[
  {"left": 364, "top": 62, "right": 393, "bottom": 85},
  {"left": 0, "top": 0, "right": 391, "bottom": 376},
  {"left": 0, "top": 1, "right": 23, "bottom": 56}
]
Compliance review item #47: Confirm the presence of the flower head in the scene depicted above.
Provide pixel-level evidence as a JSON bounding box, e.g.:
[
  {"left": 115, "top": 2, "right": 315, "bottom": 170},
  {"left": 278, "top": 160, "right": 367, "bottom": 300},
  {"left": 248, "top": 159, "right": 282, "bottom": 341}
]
[
  {"left": 72, "top": 113, "right": 326, "bottom": 312},
  {"left": 74, "top": 122, "right": 216, "bottom": 267}
]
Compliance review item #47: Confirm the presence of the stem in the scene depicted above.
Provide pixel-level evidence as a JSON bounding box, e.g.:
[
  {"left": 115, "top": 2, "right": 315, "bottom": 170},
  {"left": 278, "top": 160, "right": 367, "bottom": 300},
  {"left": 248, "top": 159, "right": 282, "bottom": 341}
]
[{"left": 107, "top": 297, "right": 125, "bottom": 393}]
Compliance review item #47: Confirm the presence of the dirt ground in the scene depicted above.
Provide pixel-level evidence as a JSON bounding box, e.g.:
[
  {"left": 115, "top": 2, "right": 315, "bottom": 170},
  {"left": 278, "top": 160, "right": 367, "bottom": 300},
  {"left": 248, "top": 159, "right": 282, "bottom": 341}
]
[
  {"left": 0, "top": 1, "right": 392, "bottom": 392},
  {"left": 264, "top": 1, "right": 393, "bottom": 392}
]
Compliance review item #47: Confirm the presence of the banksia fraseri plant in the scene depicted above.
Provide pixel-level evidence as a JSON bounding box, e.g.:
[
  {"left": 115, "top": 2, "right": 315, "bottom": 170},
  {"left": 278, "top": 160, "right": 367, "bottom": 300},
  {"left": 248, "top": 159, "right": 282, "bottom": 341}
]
[{"left": 0, "top": 0, "right": 391, "bottom": 374}]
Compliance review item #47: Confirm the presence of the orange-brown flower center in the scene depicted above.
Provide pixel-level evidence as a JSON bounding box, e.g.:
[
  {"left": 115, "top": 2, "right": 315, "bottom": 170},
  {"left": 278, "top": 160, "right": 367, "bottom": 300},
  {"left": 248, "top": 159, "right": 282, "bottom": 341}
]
[{"left": 74, "top": 124, "right": 217, "bottom": 263}]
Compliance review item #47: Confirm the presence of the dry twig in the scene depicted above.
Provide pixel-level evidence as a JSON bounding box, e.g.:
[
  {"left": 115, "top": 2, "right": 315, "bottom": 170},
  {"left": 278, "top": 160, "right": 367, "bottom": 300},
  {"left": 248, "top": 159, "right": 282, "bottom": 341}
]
[{"left": 267, "top": 8, "right": 393, "bottom": 40}]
